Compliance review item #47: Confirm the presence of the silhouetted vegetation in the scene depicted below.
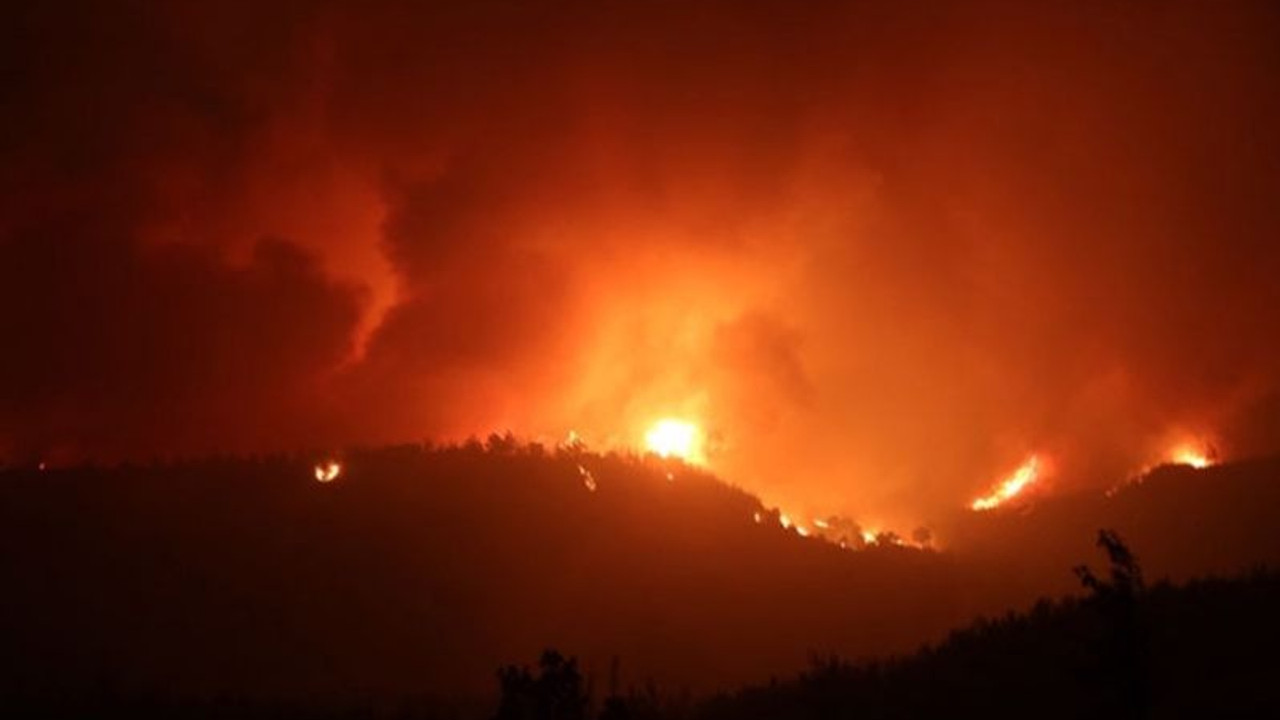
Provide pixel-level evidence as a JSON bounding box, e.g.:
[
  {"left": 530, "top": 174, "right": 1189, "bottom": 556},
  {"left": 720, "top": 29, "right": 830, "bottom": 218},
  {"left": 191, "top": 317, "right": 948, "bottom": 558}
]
[
  {"left": 4, "top": 448, "right": 1280, "bottom": 718},
  {"left": 485, "top": 547, "right": 1280, "bottom": 719},
  {"left": 493, "top": 651, "right": 589, "bottom": 720},
  {"left": 1074, "top": 530, "right": 1148, "bottom": 717},
  {"left": 0, "top": 442, "right": 949, "bottom": 709},
  {"left": 692, "top": 539, "right": 1280, "bottom": 720}
]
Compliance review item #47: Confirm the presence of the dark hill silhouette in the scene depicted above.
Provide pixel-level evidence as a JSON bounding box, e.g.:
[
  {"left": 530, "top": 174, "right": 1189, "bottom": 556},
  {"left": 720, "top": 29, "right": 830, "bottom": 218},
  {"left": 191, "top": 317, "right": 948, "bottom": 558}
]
[
  {"left": 3, "top": 446, "right": 1280, "bottom": 712},
  {"left": 694, "top": 539, "right": 1280, "bottom": 720},
  {"left": 0, "top": 443, "right": 960, "bottom": 705},
  {"left": 940, "top": 455, "right": 1280, "bottom": 612}
]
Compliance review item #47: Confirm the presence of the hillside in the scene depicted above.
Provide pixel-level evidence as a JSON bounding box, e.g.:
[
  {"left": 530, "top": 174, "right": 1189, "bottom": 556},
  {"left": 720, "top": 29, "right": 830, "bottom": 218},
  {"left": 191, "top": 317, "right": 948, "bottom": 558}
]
[
  {"left": 0, "top": 443, "right": 959, "bottom": 703},
  {"left": 940, "top": 455, "right": 1280, "bottom": 610},
  {"left": 698, "top": 557, "right": 1280, "bottom": 719},
  {"left": 3, "top": 445, "right": 1280, "bottom": 711}
]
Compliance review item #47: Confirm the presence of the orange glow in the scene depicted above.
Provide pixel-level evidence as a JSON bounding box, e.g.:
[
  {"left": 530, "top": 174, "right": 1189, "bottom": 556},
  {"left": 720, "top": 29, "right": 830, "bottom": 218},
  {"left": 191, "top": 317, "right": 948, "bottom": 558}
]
[
  {"left": 314, "top": 461, "right": 342, "bottom": 483},
  {"left": 764, "top": 509, "right": 929, "bottom": 551},
  {"left": 577, "top": 464, "right": 597, "bottom": 492},
  {"left": 971, "top": 456, "right": 1042, "bottom": 511},
  {"left": 1169, "top": 443, "right": 1214, "bottom": 469},
  {"left": 560, "top": 430, "right": 586, "bottom": 452},
  {"left": 1107, "top": 438, "right": 1218, "bottom": 497},
  {"left": 644, "top": 418, "right": 704, "bottom": 464}
]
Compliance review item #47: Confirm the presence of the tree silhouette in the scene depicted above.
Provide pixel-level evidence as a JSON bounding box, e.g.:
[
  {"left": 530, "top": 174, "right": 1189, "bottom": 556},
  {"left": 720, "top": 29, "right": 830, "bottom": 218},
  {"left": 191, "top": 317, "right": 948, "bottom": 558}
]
[
  {"left": 1074, "top": 529, "right": 1148, "bottom": 719},
  {"left": 1074, "top": 529, "right": 1144, "bottom": 600},
  {"left": 493, "top": 650, "right": 589, "bottom": 720}
]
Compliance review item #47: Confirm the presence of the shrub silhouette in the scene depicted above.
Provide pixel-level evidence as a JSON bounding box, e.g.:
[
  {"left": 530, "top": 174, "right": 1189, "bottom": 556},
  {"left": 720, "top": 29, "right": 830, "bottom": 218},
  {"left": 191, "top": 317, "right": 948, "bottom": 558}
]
[
  {"left": 1074, "top": 529, "right": 1149, "bottom": 718},
  {"left": 493, "top": 650, "right": 589, "bottom": 720},
  {"left": 1074, "top": 528, "right": 1145, "bottom": 600},
  {"left": 691, "top": 532, "right": 1280, "bottom": 720}
]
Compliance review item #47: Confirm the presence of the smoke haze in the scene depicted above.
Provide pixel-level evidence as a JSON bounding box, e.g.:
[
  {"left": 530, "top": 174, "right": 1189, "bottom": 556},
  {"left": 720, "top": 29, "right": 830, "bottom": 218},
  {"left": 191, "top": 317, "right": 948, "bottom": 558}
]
[{"left": 4, "top": 0, "right": 1280, "bottom": 525}]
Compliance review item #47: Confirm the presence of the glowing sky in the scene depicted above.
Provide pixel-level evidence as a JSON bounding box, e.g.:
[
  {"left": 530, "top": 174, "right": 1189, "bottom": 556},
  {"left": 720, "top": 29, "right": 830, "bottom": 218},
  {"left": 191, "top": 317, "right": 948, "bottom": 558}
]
[{"left": 3, "top": 1, "right": 1279, "bottom": 526}]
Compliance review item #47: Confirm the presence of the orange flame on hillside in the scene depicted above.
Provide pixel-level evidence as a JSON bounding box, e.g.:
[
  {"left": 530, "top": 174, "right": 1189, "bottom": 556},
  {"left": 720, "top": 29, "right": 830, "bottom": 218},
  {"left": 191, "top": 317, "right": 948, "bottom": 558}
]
[
  {"left": 578, "top": 463, "right": 598, "bottom": 492},
  {"left": 970, "top": 455, "right": 1042, "bottom": 511},
  {"left": 1107, "top": 437, "right": 1220, "bottom": 497},
  {"left": 644, "top": 418, "right": 704, "bottom": 464},
  {"left": 314, "top": 461, "right": 342, "bottom": 483},
  {"left": 761, "top": 509, "right": 928, "bottom": 551},
  {"left": 1168, "top": 442, "right": 1215, "bottom": 469}
]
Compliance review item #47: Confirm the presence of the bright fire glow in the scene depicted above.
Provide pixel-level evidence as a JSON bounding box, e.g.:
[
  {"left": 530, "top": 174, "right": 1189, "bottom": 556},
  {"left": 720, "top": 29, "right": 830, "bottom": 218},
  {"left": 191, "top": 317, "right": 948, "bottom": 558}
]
[
  {"left": 1169, "top": 444, "right": 1213, "bottom": 469},
  {"left": 971, "top": 455, "right": 1042, "bottom": 511},
  {"left": 577, "top": 464, "right": 597, "bottom": 492},
  {"left": 644, "top": 418, "right": 703, "bottom": 463},
  {"left": 314, "top": 461, "right": 342, "bottom": 483}
]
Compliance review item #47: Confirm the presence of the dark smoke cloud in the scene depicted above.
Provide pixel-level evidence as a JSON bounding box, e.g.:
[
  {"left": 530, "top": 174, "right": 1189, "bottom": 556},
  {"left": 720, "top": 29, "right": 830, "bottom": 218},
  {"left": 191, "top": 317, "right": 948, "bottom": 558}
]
[{"left": 3, "top": 1, "right": 1280, "bottom": 523}]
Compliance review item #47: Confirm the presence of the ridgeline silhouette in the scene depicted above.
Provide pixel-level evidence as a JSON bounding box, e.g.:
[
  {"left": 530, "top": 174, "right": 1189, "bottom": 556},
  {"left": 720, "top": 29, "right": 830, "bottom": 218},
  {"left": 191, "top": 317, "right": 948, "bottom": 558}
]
[
  {"left": 494, "top": 533, "right": 1279, "bottom": 719},
  {"left": 0, "top": 440, "right": 952, "bottom": 705},
  {"left": 3, "top": 443, "right": 1280, "bottom": 717},
  {"left": 689, "top": 533, "right": 1280, "bottom": 720}
]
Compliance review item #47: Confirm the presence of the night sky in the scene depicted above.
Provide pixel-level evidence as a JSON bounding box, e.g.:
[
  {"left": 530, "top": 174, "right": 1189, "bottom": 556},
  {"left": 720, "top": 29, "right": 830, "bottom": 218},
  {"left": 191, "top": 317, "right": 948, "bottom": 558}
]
[{"left": 4, "top": 0, "right": 1280, "bottom": 527}]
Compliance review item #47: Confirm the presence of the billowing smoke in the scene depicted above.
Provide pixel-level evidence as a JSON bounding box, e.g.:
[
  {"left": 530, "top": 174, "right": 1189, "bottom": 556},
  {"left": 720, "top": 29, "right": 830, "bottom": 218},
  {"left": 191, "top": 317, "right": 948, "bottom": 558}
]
[{"left": 3, "top": 0, "right": 1279, "bottom": 524}]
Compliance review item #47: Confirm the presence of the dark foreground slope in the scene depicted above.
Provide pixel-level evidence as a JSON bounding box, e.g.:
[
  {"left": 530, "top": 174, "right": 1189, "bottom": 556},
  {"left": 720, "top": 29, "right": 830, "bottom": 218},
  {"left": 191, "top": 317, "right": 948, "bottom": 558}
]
[
  {"left": 0, "top": 444, "right": 961, "bottom": 704},
  {"left": 3, "top": 446, "right": 1280, "bottom": 713},
  {"left": 12, "top": 556, "right": 1279, "bottom": 719},
  {"left": 697, "top": 563, "right": 1280, "bottom": 720}
]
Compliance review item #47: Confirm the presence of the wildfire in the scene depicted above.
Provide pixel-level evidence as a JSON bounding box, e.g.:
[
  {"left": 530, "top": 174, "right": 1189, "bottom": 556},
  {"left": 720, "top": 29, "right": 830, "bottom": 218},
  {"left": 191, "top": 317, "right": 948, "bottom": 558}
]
[
  {"left": 644, "top": 418, "right": 704, "bottom": 464},
  {"left": 759, "top": 509, "right": 930, "bottom": 551},
  {"left": 1169, "top": 443, "right": 1215, "bottom": 469},
  {"left": 313, "top": 461, "right": 342, "bottom": 483},
  {"left": 577, "top": 464, "right": 597, "bottom": 492},
  {"left": 971, "top": 455, "right": 1042, "bottom": 511},
  {"left": 1107, "top": 437, "right": 1220, "bottom": 497}
]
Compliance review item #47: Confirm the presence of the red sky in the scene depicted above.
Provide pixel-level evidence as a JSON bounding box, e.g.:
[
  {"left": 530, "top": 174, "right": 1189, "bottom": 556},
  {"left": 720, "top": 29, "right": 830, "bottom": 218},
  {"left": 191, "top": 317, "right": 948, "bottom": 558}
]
[{"left": 3, "top": 0, "right": 1280, "bottom": 527}]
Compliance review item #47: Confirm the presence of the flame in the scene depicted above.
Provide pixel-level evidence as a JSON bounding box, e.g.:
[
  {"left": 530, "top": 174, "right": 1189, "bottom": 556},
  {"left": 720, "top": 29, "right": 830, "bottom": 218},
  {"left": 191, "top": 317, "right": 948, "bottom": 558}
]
[
  {"left": 860, "top": 529, "right": 908, "bottom": 547},
  {"left": 313, "top": 461, "right": 342, "bottom": 483},
  {"left": 644, "top": 418, "right": 704, "bottom": 463},
  {"left": 1169, "top": 443, "right": 1214, "bottom": 469},
  {"left": 763, "top": 508, "right": 931, "bottom": 550},
  {"left": 970, "top": 455, "right": 1042, "bottom": 511},
  {"left": 577, "top": 464, "right": 597, "bottom": 492},
  {"left": 1107, "top": 437, "right": 1219, "bottom": 497},
  {"left": 560, "top": 430, "right": 586, "bottom": 452}
]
